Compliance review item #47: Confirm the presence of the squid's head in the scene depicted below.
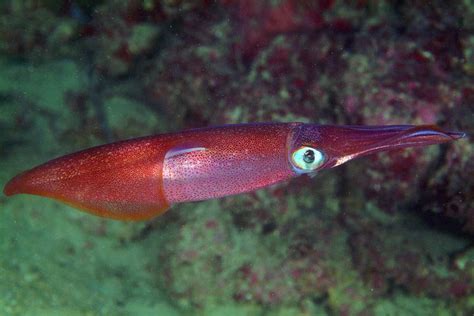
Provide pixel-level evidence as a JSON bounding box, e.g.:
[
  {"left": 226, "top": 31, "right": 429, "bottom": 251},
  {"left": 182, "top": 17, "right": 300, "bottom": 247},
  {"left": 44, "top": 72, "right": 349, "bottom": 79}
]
[{"left": 288, "top": 124, "right": 465, "bottom": 175}]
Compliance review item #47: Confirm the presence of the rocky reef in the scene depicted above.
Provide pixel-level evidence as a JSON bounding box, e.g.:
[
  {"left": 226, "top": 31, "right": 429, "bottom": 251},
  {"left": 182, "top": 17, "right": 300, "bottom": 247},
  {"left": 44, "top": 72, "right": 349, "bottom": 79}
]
[{"left": 0, "top": 0, "right": 472, "bottom": 315}]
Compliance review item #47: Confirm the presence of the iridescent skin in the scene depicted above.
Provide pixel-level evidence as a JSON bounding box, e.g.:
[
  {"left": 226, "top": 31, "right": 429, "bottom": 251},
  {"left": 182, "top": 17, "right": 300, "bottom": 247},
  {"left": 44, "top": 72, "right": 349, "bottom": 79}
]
[{"left": 3, "top": 123, "right": 465, "bottom": 220}]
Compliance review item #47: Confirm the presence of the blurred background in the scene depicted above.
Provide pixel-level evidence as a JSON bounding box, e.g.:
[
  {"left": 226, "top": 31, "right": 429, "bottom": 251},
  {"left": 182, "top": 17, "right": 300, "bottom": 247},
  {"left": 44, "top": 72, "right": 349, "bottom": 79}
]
[{"left": 0, "top": 0, "right": 473, "bottom": 315}]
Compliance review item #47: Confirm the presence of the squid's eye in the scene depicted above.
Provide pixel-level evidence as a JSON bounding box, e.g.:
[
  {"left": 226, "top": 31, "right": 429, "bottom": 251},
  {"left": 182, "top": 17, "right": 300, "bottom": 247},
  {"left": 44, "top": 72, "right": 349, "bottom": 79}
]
[{"left": 291, "top": 146, "right": 325, "bottom": 173}]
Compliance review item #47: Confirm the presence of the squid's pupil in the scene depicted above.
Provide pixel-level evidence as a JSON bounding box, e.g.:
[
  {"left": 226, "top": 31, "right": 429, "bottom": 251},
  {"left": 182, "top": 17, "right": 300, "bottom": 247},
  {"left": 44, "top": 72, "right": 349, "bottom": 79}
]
[{"left": 303, "top": 150, "right": 315, "bottom": 163}]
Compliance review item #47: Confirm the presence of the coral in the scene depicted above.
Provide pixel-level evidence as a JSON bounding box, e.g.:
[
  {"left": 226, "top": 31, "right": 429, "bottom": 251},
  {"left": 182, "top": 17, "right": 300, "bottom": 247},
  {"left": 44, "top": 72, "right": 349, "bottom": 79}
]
[
  {"left": 348, "top": 226, "right": 473, "bottom": 300},
  {"left": 222, "top": 0, "right": 337, "bottom": 63},
  {"left": 157, "top": 198, "right": 344, "bottom": 311},
  {"left": 420, "top": 135, "right": 474, "bottom": 233},
  {"left": 338, "top": 28, "right": 467, "bottom": 213}
]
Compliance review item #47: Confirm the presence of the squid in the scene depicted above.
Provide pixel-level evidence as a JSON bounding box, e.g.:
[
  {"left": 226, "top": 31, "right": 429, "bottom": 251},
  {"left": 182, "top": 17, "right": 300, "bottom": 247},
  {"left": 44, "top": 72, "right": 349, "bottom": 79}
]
[{"left": 3, "top": 123, "right": 465, "bottom": 220}]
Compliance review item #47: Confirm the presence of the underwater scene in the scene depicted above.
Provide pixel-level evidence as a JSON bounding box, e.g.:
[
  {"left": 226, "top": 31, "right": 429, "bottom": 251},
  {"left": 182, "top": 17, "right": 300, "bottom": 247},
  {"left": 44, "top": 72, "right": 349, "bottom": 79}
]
[{"left": 0, "top": 1, "right": 473, "bottom": 315}]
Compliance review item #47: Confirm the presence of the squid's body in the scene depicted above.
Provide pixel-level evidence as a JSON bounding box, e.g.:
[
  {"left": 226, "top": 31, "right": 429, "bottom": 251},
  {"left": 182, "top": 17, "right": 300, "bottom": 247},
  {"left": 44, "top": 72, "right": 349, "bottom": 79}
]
[{"left": 3, "top": 123, "right": 465, "bottom": 220}]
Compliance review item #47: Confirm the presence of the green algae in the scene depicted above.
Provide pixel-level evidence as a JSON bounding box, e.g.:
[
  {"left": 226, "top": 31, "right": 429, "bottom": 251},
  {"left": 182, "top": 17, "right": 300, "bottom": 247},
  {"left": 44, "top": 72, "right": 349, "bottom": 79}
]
[{"left": 0, "top": 57, "right": 177, "bottom": 315}]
